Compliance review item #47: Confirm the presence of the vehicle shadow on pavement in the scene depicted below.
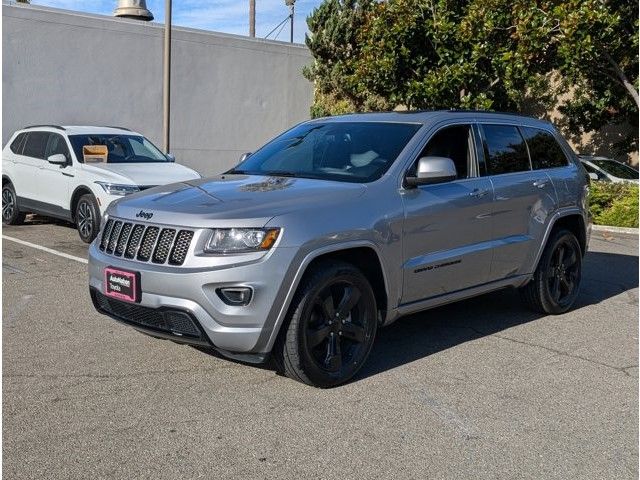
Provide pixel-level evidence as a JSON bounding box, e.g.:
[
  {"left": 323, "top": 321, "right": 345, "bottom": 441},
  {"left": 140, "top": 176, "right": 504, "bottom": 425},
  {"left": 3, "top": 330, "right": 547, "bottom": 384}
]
[{"left": 354, "top": 250, "right": 638, "bottom": 383}]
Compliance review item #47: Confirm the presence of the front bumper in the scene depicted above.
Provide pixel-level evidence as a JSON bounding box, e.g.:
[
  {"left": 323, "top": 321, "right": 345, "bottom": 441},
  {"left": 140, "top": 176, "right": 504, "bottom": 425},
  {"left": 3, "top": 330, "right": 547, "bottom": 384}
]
[{"left": 88, "top": 240, "right": 297, "bottom": 358}]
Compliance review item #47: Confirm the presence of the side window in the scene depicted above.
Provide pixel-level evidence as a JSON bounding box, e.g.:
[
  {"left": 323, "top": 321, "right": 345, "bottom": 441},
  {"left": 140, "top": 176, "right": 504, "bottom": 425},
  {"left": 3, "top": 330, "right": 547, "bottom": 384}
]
[
  {"left": 9, "top": 133, "right": 27, "bottom": 154},
  {"left": 582, "top": 162, "right": 607, "bottom": 181},
  {"left": 481, "top": 125, "right": 530, "bottom": 175},
  {"left": 413, "top": 124, "right": 473, "bottom": 179},
  {"left": 521, "top": 127, "right": 569, "bottom": 169},
  {"left": 22, "top": 131, "right": 49, "bottom": 160},
  {"left": 45, "top": 133, "right": 71, "bottom": 163}
]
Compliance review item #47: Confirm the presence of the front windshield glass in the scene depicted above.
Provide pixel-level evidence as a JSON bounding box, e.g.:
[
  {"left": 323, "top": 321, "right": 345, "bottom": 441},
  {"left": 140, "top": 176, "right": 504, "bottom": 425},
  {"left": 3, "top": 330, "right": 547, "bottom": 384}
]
[
  {"left": 69, "top": 134, "right": 168, "bottom": 163},
  {"left": 229, "top": 122, "right": 422, "bottom": 183},
  {"left": 591, "top": 159, "right": 639, "bottom": 179}
]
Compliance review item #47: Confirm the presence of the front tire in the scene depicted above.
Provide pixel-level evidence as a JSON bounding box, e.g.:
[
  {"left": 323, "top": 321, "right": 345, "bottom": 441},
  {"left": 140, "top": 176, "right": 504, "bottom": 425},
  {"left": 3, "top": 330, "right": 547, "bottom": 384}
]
[
  {"left": 275, "top": 261, "right": 378, "bottom": 388},
  {"left": 2, "top": 183, "right": 26, "bottom": 225},
  {"left": 520, "top": 229, "right": 582, "bottom": 314},
  {"left": 75, "top": 194, "right": 100, "bottom": 243}
]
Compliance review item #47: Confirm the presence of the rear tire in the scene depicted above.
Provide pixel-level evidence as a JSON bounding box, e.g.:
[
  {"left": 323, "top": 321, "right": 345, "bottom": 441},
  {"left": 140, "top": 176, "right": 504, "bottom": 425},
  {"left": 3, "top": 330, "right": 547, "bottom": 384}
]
[
  {"left": 274, "top": 260, "right": 378, "bottom": 388},
  {"left": 75, "top": 194, "right": 100, "bottom": 243},
  {"left": 520, "top": 229, "right": 582, "bottom": 314},
  {"left": 2, "top": 183, "right": 26, "bottom": 225}
]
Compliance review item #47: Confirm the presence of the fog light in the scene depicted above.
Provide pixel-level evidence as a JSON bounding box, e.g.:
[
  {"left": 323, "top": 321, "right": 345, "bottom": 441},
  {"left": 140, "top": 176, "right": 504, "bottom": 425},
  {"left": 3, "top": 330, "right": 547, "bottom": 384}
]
[{"left": 217, "top": 287, "right": 253, "bottom": 306}]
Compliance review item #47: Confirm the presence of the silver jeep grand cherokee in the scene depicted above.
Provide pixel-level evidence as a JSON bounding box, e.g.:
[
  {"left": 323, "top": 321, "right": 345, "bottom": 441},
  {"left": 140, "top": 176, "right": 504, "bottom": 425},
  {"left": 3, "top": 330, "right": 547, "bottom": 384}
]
[{"left": 89, "top": 111, "right": 590, "bottom": 387}]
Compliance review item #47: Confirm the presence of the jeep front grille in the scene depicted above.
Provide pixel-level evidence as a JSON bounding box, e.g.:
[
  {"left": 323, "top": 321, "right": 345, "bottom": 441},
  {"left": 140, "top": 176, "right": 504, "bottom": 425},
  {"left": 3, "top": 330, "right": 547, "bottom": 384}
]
[{"left": 99, "top": 219, "right": 194, "bottom": 266}]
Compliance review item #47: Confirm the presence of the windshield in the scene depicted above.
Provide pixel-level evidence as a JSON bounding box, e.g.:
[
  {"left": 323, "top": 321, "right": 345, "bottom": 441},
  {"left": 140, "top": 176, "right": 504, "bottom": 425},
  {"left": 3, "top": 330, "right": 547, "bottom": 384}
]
[
  {"left": 69, "top": 134, "right": 168, "bottom": 163},
  {"left": 591, "top": 159, "right": 639, "bottom": 179},
  {"left": 229, "top": 122, "right": 422, "bottom": 183}
]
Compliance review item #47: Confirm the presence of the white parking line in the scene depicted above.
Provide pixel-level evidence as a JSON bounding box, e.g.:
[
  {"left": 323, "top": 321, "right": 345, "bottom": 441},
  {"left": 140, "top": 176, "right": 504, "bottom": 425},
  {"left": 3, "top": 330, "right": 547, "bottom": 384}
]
[{"left": 2, "top": 235, "right": 88, "bottom": 264}]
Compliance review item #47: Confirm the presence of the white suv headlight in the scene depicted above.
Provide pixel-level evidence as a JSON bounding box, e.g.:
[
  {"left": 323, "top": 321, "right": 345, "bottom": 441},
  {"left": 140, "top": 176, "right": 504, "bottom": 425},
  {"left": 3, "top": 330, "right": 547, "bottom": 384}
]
[
  {"left": 95, "top": 182, "right": 140, "bottom": 196},
  {"left": 204, "top": 228, "right": 280, "bottom": 254}
]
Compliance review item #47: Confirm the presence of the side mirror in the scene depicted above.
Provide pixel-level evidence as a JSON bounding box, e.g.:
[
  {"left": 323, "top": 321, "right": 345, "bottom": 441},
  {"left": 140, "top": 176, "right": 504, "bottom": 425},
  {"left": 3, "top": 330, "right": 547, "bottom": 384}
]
[
  {"left": 405, "top": 156, "right": 457, "bottom": 187},
  {"left": 47, "top": 154, "right": 67, "bottom": 165},
  {"left": 588, "top": 172, "right": 599, "bottom": 181},
  {"left": 166, "top": 153, "right": 176, "bottom": 162},
  {"left": 239, "top": 152, "right": 252, "bottom": 163}
]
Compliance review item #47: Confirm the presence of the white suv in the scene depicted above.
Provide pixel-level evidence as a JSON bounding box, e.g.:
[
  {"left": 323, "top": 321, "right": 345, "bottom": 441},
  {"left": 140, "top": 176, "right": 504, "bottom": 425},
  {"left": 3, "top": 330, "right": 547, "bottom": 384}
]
[{"left": 2, "top": 125, "right": 201, "bottom": 242}]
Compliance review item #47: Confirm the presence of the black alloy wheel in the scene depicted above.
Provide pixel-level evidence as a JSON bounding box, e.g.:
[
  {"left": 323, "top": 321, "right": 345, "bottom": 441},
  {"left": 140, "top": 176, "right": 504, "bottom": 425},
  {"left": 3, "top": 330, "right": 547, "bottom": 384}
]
[{"left": 276, "top": 261, "right": 378, "bottom": 387}]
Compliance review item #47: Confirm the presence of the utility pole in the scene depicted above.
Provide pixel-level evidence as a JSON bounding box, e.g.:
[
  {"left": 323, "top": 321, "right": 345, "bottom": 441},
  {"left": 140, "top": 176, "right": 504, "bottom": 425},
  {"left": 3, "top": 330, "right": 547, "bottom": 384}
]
[
  {"left": 163, "top": 0, "right": 172, "bottom": 153},
  {"left": 286, "top": 0, "right": 295, "bottom": 43},
  {"left": 249, "top": 0, "right": 256, "bottom": 37}
]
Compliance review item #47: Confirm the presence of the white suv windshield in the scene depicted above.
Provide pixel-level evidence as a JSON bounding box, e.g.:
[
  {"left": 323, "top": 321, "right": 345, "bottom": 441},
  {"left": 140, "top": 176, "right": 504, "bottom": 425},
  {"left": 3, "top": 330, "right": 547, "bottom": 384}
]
[
  {"left": 228, "top": 122, "right": 422, "bottom": 183},
  {"left": 68, "top": 134, "right": 168, "bottom": 163}
]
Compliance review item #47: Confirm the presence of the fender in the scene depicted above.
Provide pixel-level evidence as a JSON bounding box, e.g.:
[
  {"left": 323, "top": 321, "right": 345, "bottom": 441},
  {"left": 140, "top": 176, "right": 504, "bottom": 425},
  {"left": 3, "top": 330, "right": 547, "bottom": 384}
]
[
  {"left": 70, "top": 184, "right": 96, "bottom": 214},
  {"left": 530, "top": 207, "right": 586, "bottom": 272},
  {"left": 262, "top": 240, "right": 392, "bottom": 353}
]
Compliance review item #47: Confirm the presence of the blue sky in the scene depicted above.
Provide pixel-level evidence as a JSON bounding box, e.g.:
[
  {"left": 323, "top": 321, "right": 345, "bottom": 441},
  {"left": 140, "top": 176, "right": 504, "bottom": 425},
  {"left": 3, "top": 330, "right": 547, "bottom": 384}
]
[{"left": 30, "top": 0, "right": 323, "bottom": 43}]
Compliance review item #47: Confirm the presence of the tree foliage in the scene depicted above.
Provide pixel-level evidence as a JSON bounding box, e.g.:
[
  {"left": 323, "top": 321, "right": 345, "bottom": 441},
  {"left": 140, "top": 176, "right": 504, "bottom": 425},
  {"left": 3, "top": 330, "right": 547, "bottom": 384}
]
[{"left": 305, "top": 0, "right": 638, "bottom": 154}]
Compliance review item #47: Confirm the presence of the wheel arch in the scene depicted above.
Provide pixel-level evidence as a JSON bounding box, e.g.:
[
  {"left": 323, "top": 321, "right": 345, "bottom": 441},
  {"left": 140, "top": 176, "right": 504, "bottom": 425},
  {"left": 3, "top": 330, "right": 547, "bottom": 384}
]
[
  {"left": 264, "top": 241, "right": 391, "bottom": 353},
  {"left": 532, "top": 209, "right": 588, "bottom": 271},
  {"left": 2, "top": 174, "right": 13, "bottom": 187},
  {"left": 70, "top": 185, "right": 95, "bottom": 221}
]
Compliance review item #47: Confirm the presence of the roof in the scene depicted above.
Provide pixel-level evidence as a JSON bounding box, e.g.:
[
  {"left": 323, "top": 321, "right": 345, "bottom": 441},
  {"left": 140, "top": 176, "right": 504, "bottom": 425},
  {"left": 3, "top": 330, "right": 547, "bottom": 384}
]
[
  {"left": 20, "top": 125, "right": 141, "bottom": 136},
  {"left": 309, "top": 110, "right": 553, "bottom": 129}
]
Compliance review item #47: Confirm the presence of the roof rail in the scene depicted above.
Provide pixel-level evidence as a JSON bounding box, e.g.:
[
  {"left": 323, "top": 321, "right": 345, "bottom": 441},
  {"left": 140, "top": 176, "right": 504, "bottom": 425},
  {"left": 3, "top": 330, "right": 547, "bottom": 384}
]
[
  {"left": 23, "top": 124, "right": 66, "bottom": 131},
  {"left": 101, "top": 125, "right": 131, "bottom": 131}
]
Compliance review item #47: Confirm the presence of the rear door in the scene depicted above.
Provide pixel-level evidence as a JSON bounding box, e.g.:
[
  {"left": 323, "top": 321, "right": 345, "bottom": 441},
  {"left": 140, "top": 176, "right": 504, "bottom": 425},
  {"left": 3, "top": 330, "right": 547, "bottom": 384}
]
[
  {"left": 13, "top": 131, "right": 49, "bottom": 203},
  {"left": 480, "top": 124, "right": 557, "bottom": 281},
  {"left": 39, "top": 132, "right": 74, "bottom": 213},
  {"left": 401, "top": 123, "right": 494, "bottom": 303}
]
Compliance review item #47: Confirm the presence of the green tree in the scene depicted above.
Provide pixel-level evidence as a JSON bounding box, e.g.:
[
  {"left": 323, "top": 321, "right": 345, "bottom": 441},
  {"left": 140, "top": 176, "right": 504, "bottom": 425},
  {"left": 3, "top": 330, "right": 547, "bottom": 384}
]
[{"left": 305, "top": 0, "right": 638, "bottom": 155}]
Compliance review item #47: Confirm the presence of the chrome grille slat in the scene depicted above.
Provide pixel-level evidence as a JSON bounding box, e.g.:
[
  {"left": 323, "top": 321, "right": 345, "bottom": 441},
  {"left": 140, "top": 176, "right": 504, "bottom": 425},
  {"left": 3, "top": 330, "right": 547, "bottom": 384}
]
[
  {"left": 169, "top": 230, "right": 194, "bottom": 265},
  {"left": 137, "top": 226, "right": 160, "bottom": 262},
  {"left": 98, "top": 219, "right": 193, "bottom": 266},
  {"left": 100, "top": 219, "right": 114, "bottom": 250},
  {"left": 125, "top": 224, "right": 146, "bottom": 259},
  {"left": 152, "top": 229, "right": 176, "bottom": 264},
  {"left": 106, "top": 221, "right": 123, "bottom": 253},
  {"left": 115, "top": 222, "right": 133, "bottom": 256}
]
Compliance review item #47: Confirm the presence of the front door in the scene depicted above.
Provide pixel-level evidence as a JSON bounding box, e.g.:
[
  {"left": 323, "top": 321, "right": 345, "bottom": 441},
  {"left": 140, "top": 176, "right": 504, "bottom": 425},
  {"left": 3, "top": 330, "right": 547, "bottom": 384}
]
[
  {"left": 38, "top": 132, "right": 74, "bottom": 215},
  {"left": 400, "top": 124, "right": 494, "bottom": 304}
]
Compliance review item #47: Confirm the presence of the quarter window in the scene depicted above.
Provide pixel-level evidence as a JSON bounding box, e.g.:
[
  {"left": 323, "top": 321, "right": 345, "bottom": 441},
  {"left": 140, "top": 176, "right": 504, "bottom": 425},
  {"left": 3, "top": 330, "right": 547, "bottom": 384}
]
[
  {"left": 22, "top": 132, "right": 49, "bottom": 160},
  {"left": 521, "top": 127, "right": 569, "bottom": 169},
  {"left": 482, "top": 125, "right": 530, "bottom": 175},
  {"left": 9, "top": 133, "right": 27, "bottom": 154}
]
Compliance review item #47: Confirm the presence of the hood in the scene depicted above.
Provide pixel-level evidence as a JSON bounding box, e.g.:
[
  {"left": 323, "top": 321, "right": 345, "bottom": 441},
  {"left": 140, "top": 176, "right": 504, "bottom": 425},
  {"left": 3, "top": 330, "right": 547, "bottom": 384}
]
[
  {"left": 83, "top": 162, "right": 200, "bottom": 186},
  {"left": 107, "top": 174, "right": 367, "bottom": 228}
]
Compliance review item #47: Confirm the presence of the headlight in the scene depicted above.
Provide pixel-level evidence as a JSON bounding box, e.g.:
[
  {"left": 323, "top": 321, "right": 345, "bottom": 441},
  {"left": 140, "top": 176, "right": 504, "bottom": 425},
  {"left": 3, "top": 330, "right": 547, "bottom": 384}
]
[
  {"left": 204, "top": 228, "right": 280, "bottom": 254},
  {"left": 95, "top": 182, "right": 140, "bottom": 196}
]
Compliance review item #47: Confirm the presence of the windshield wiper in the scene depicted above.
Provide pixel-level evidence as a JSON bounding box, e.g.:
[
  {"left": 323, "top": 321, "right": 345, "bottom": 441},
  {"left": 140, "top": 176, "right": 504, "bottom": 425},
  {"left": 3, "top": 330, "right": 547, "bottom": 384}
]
[{"left": 225, "top": 169, "right": 249, "bottom": 174}]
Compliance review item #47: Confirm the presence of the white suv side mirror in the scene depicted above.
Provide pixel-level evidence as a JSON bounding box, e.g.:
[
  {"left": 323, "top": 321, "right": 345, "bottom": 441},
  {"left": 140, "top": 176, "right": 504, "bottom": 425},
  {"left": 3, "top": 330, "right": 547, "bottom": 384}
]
[{"left": 47, "top": 154, "right": 67, "bottom": 165}]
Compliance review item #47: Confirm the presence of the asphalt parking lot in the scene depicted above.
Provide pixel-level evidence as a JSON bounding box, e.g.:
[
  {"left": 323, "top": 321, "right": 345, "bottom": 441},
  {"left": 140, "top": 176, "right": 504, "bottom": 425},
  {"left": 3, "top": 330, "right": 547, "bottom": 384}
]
[{"left": 2, "top": 217, "right": 638, "bottom": 479}]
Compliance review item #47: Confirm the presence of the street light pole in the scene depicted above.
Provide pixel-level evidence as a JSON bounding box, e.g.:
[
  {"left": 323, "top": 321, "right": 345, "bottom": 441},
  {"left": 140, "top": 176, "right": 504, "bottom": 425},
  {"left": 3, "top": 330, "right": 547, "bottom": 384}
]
[
  {"left": 163, "top": 0, "right": 172, "bottom": 153},
  {"left": 286, "top": 0, "right": 295, "bottom": 43},
  {"left": 249, "top": 0, "right": 256, "bottom": 37}
]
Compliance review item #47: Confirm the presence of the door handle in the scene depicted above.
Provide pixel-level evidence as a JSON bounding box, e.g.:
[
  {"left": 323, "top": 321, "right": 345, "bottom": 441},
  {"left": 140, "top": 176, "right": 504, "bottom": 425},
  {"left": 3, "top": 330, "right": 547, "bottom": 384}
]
[
  {"left": 533, "top": 179, "right": 548, "bottom": 188},
  {"left": 469, "top": 188, "right": 490, "bottom": 198}
]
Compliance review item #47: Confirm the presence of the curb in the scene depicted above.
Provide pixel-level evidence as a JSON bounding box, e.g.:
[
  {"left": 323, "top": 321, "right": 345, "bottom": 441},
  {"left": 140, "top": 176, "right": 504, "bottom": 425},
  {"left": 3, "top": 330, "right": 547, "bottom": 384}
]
[{"left": 592, "top": 225, "right": 639, "bottom": 235}]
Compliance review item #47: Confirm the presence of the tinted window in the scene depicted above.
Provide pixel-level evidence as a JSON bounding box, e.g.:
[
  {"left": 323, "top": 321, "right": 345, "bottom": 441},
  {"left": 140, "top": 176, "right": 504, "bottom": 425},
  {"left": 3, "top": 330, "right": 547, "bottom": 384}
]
[
  {"left": 482, "top": 125, "right": 530, "bottom": 175},
  {"left": 521, "top": 127, "right": 568, "bottom": 169},
  {"left": 45, "top": 133, "right": 71, "bottom": 162},
  {"left": 591, "top": 159, "right": 639, "bottom": 180},
  {"left": 68, "top": 134, "right": 168, "bottom": 163},
  {"left": 414, "top": 125, "right": 472, "bottom": 179},
  {"left": 22, "top": 132, "right": 49, "bottom": 159},
  {"left": 581, "top": 162, "right": 608, "bottom": 181},
  {"left": 9, "top": 133, "right": 27, "bottom": 154},
  {"left": 231, "top": 122, "right": 421, "bottom": 183}
]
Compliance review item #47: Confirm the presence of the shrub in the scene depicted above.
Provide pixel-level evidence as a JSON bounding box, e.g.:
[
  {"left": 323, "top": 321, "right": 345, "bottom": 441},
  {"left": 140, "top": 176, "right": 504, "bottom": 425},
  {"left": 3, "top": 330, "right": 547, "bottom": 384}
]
[{"left": 589, "top": 182, "right": 639, "bottom": 228}]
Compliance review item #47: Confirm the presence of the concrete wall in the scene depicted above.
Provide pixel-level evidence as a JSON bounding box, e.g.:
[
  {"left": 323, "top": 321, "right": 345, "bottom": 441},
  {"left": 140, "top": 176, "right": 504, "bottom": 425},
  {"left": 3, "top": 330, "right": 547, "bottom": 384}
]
[{"left": 2, "top": 2, "right": 313, "bottom": 174}]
